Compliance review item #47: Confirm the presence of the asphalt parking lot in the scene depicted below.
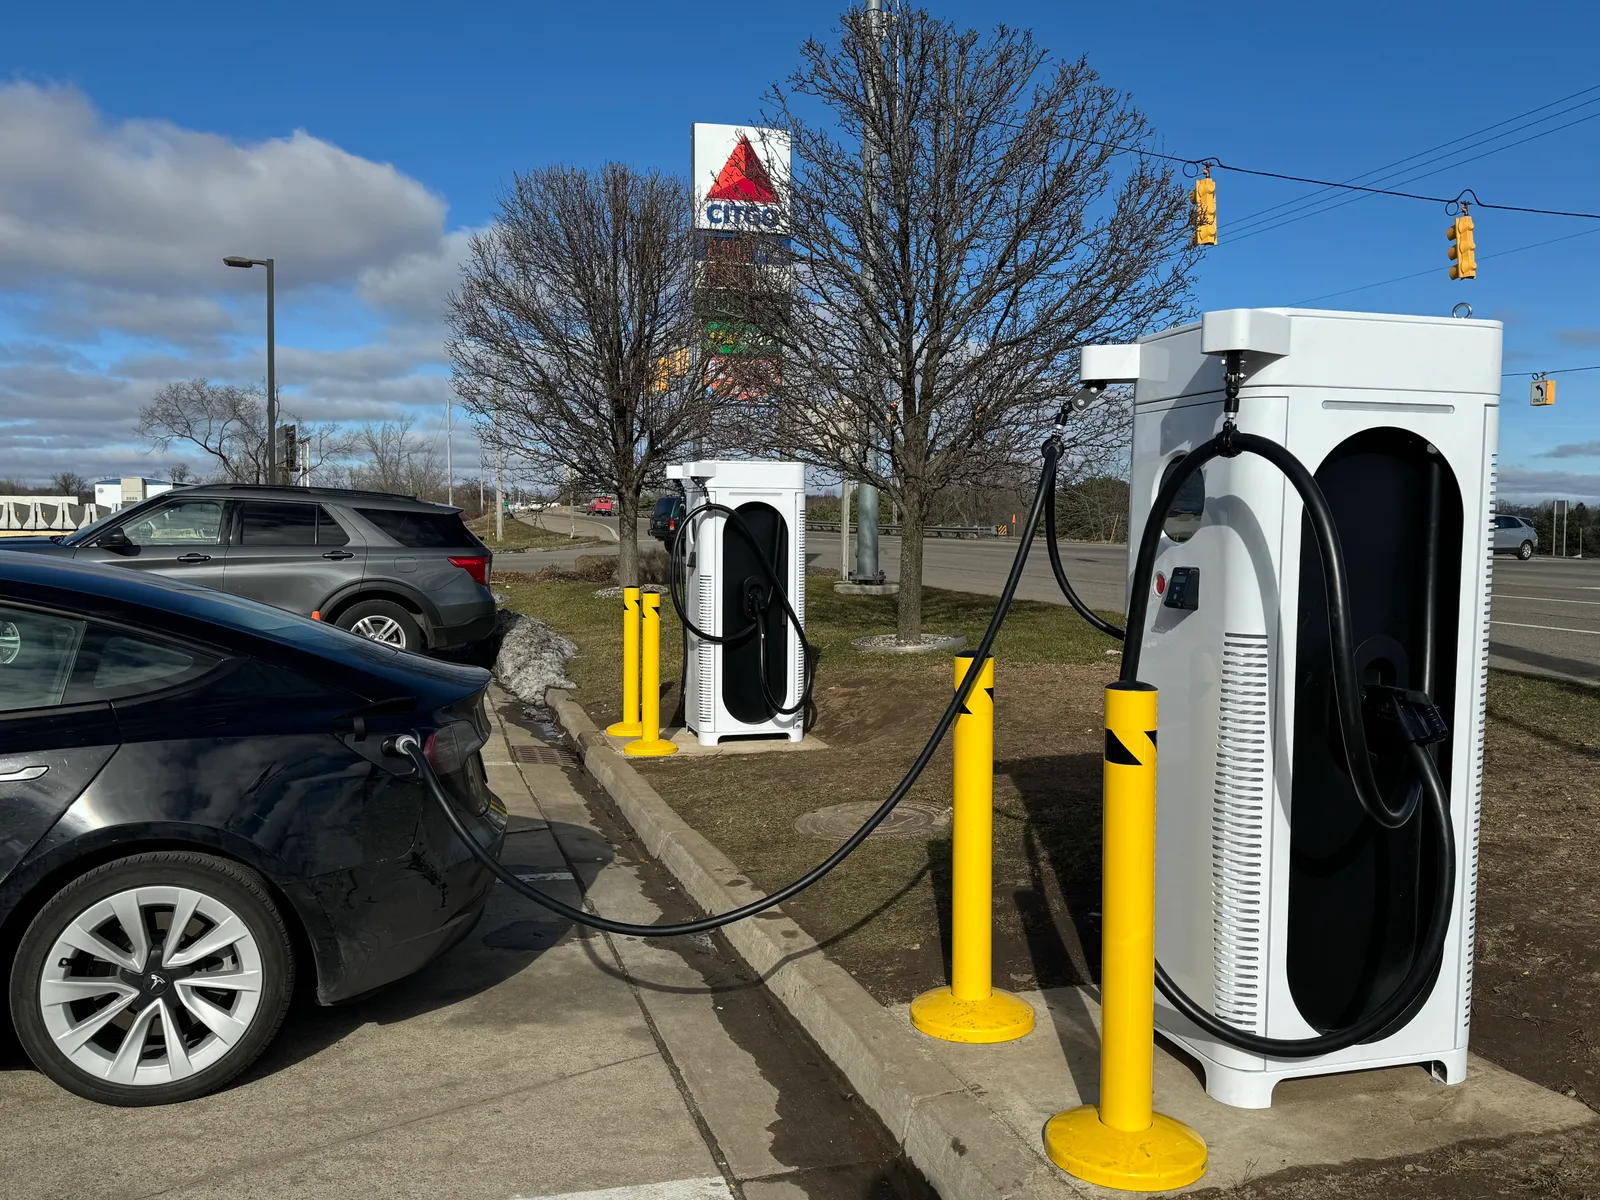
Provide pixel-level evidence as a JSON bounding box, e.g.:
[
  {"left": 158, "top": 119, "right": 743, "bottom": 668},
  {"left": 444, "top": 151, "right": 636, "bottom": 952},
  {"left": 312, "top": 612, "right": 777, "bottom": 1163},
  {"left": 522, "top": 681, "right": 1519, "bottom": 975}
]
[{"left": 0, "top": 692, "right": 923, "bottom": 1200}]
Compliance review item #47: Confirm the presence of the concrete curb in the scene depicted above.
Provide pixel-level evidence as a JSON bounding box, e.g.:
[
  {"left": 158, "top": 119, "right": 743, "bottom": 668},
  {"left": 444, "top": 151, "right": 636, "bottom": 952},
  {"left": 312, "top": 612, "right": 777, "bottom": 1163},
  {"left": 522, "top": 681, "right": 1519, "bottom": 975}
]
[{"left": 546, "top": 687, "right": 1090, "bottom": 1200}]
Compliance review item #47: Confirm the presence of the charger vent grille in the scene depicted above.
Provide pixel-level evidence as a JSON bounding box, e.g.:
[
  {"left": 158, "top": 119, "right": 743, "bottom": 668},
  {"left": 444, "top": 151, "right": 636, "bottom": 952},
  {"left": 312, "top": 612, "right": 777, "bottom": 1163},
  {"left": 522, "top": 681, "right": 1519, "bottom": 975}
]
[
  {"left": 697, "top": 568, "right": 716, "bottom": 729},
  {"left": 1212, "top": 631, "right": 1272, "bottom": 1032},
  {"left": 1462, "top": 451, "right": 1496, "bottom": 1033}
]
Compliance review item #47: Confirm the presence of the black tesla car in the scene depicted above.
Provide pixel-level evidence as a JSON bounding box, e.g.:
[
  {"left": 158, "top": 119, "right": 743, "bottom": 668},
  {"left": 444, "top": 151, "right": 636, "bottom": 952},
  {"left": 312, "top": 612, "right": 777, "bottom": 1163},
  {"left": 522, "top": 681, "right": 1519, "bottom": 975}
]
[{"left": 0, "top": 555, "right": 504, "bottom": 1105}]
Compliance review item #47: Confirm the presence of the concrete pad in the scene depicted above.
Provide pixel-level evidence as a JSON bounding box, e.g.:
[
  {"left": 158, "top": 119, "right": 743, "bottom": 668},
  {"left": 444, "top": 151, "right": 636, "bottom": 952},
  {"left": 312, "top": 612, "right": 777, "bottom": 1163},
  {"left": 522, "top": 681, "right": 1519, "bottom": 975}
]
[
  {"left": 891, "top": 986, "right": 1597, "bottom": 1193},
  {"left": 601, "top": 727, "right": 829, "bottom": 758}
]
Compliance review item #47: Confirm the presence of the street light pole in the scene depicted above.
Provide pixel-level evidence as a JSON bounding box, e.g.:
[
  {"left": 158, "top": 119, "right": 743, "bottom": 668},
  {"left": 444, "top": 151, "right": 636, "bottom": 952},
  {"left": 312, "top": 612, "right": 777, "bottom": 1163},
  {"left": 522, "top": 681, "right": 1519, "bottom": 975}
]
[
  {"left": 854, "top": 0, "right": 884, "bottom": 585},
  {"left": 224, "top": 255, "right": 276, "bottom": 483}
]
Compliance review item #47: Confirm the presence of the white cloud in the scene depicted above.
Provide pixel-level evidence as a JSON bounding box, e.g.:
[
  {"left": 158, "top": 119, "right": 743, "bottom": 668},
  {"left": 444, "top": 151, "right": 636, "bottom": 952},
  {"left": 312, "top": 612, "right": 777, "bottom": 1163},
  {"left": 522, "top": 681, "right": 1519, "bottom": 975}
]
[
  {"left": 0, "top": 82, "right": 478, "bottom": 482},
  {"left": 1499, "top": 466, "right": 1600, "bottom": 504},
  {"left": 0, "top": 82, "right": 447, "bottom": 292}
]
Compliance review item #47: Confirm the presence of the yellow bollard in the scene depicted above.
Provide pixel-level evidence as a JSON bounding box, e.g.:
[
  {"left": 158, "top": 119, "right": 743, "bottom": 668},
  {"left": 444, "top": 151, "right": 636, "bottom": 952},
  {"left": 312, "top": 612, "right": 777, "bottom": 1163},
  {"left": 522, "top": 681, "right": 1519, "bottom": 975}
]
[
  {"left": 606, "top": 587, "right": 644, "bottom": 738},
  {"left": 1045, "top": 681, "right": 1206, "bottom": 1191},
  {"left": 624, "top": 592, "right": 678, "bottom": 758},
  {"left": 910, "top": 656, "right": 1035, "bottom": 1043}
]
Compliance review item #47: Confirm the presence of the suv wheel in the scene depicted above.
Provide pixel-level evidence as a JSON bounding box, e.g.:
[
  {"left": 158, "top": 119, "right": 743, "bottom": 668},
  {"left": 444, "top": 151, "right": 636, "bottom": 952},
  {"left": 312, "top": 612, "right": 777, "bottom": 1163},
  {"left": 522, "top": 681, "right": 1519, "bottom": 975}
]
[
  {"left": 337, "top": 599, "right": 423, "bottom": 650},
  {"left": 1518, "top": 540, "right": 1534, "bottom": 560},
  {"left": 9, "top": 852, "right": 294, "bottom": 1106}
]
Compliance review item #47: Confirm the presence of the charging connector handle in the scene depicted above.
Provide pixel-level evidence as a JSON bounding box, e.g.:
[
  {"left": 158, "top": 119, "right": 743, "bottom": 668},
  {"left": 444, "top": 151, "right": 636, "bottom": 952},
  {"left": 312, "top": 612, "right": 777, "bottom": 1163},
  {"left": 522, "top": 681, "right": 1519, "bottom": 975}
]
[{"left": 389, "top": 441, "right": 1067, "bottom": 938}]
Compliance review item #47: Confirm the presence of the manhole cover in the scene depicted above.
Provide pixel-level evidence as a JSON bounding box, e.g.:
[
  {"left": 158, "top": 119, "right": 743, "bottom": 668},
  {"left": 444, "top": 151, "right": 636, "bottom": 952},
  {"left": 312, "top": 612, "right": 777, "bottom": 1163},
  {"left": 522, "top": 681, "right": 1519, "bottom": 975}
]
[
  {"left": 510, "top": 744, "right": 580, "bottom": 766},
  {"left": 794, "top": 800, "right": 949, "bottom": 842}
]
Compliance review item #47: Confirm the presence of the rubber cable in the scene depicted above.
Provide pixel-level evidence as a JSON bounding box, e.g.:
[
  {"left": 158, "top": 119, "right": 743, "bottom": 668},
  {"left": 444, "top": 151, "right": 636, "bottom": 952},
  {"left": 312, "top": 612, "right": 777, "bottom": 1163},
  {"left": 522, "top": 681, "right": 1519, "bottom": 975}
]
[{"left": 392, "top": 441, "right": 1065, "bottom": 938}]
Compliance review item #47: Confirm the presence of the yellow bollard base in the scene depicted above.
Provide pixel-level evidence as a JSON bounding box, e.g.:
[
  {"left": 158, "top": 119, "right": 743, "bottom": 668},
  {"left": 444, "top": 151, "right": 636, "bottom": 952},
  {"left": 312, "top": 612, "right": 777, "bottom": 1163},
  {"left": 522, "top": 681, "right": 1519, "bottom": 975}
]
[
  {"left": 623, "top": 738, "right": 679, "bottom": 758},
  {"left": 605, "top": 721, "right": 644, "bottom": 738},
  {"left": 1044, "top": 1106, "right": 1206, "bottom": 1192},
  {"left": 910, "top": 987, "right": 1035, "bottom": 1044}
]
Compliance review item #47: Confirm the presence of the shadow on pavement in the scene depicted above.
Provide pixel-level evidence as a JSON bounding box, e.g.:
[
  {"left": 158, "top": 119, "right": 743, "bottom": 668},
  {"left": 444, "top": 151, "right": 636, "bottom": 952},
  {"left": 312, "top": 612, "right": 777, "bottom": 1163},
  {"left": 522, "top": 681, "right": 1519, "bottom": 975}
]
[{"left": 0, "top": 818, "right": 606, "bottom": 1095}]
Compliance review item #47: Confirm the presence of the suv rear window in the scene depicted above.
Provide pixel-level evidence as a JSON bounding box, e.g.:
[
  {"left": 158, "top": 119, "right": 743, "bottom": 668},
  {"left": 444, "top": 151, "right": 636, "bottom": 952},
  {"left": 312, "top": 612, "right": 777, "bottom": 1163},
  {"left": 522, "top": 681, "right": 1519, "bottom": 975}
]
[
  {"left": 652, "top": 497, "right": 681, "bottom": 518},
  {"left": 357, "top": 508, "right": 477, "bottom": 548}
]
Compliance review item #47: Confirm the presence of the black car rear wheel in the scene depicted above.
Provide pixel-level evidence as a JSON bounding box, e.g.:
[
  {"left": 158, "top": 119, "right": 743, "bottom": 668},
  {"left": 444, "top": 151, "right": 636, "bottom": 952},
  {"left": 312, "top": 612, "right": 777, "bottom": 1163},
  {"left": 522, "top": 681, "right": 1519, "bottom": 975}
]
[
  {"left": 337, "top": 599, "right": 423, "bottom": 650},
  {"left": 9, "top": 851, "right": 295, "bottom": 1106}
]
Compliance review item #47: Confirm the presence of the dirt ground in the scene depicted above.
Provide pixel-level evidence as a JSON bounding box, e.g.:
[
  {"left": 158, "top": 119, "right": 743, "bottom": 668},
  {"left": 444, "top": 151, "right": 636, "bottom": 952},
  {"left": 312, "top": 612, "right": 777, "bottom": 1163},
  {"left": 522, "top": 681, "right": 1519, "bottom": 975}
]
[
  {"left": 504, "top": 573, "right": 1600, "bottom": 1193},
  {"left": 620, "top": 665, "right": 1600, "bottom": 1195}
]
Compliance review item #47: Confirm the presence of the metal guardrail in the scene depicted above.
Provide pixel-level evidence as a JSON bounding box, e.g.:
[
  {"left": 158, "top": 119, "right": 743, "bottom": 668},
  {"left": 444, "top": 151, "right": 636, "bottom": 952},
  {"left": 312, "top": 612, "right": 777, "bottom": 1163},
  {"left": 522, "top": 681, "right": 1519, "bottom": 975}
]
[{"left": 807, "top": 521, "right": 1002, "bottom": 539}]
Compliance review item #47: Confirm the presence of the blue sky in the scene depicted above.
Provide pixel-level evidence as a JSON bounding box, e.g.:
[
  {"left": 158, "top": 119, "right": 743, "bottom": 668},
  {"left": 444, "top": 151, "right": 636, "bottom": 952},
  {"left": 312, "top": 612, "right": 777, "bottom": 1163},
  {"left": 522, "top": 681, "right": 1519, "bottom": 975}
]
[{"left": 3, "top": 0, "right": 1598, "bottom": 500}]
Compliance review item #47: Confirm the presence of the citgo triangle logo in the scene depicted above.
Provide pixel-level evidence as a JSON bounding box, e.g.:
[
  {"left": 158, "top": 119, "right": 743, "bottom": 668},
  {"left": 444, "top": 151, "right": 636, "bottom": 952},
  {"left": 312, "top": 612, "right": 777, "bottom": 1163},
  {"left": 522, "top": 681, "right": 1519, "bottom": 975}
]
[{"left": 708, "top": 136, "right": 778, "bottom": 204}]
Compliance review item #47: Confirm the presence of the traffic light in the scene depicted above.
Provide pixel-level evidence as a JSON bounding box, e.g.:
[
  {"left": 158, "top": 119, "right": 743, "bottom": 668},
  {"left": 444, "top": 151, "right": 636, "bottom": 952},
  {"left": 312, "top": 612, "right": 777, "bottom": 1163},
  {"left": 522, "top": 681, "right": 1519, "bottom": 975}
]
[
  {"left": 1193, "top": 175, "right": 1217, "bottom": 247},
  {"left": 1531, "top": 378, "right": 1556, "bottom": 406},
  {"left": 1447, "top": 213, "right": 1476, "bottom": 280}
]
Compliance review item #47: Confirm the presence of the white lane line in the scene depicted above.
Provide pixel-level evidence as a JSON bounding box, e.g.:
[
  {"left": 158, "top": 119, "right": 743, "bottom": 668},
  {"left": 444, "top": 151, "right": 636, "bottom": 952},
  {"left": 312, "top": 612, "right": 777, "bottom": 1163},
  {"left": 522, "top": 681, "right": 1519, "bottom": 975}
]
[
  {"left": 1498, "top": 595, "right": 1600, "bottom": 606},
  {"left": 1493, "top": 620, "right": 1600, "bottom": 636},
  {"left": 513, "top": 1179, "right": 731, "bottom": 1200}
]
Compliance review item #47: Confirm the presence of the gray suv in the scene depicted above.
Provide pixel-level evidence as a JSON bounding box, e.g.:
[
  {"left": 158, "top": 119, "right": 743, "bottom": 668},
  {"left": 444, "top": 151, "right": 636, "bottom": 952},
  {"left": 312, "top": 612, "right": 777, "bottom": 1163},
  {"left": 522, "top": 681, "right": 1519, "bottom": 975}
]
[
  {"left": 1, "top": 485, "right": 495, "bottom": 651},
  {"left": 1493, "top": 513, "right": 1538, "bottom": 560}
]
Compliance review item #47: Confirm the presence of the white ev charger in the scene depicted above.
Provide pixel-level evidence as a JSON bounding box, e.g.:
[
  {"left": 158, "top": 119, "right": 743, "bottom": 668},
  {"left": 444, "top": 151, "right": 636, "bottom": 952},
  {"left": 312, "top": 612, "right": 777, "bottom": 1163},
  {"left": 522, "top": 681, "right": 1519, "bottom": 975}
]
[
  {"left": 665, "top": 460, "right": 807, "bottom": 746},
  {"left": 1082, "top": 308, "right": 1501, "bottom": 1107}
]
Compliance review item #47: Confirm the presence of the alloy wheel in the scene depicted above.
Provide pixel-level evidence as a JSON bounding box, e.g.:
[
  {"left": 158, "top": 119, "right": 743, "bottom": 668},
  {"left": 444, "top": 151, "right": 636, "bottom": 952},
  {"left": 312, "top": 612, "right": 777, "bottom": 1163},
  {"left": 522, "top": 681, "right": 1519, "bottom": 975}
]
[
  {"left": 350, "top": 614, "right": 407, "bottom": 646},
  {"left": 37, "top": 885, "right": 265, "bottom": 1087}
]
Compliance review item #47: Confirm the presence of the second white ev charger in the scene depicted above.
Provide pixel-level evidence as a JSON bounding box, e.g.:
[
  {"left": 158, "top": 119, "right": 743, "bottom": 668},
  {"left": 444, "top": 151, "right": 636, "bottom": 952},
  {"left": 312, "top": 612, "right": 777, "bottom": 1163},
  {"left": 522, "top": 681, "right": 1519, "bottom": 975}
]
[{"left": 665, "top": 460, "right": 807, "bottom": 745}]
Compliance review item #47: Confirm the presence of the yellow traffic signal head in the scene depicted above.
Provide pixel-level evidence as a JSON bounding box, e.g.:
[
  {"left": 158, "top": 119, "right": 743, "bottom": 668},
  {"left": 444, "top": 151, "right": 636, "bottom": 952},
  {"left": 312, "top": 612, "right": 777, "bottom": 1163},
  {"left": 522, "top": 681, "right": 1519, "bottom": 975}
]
[
  {"left": 1447, "top": 214, "right": 1476, "bottom": 280},
  {"left": 1192, "top": 177, "right": 1217, "bottom": 247}
]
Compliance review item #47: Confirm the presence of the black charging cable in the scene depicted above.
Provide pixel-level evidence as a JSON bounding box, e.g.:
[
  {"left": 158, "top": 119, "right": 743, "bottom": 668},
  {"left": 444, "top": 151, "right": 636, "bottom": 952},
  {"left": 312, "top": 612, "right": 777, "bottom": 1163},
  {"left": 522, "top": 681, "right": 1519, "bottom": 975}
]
[
  {"left": 1046, "top": 420, "right": 1457, "bottom": 1057},
  {"left": 387, "top": 439, "right": 1067, "bottom": 938}
]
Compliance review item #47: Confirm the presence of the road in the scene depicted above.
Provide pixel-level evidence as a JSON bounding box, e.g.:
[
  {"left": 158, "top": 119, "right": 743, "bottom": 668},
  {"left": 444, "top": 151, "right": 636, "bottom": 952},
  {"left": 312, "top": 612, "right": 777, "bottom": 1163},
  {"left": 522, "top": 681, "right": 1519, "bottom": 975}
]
[
  {"left": 0, "top": 692, "right": 921, "bottom": 1200},
  {"left": 520, "top": 509, "right": 1597, "bottom": 686}
]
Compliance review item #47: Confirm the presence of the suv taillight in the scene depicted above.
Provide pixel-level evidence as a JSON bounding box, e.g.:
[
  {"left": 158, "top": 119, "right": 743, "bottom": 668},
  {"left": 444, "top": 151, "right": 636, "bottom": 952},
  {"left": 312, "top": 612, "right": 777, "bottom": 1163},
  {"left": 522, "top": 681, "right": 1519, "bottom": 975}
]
[{"left": 448, "top": 555, "right": 489, "bottom": 586}]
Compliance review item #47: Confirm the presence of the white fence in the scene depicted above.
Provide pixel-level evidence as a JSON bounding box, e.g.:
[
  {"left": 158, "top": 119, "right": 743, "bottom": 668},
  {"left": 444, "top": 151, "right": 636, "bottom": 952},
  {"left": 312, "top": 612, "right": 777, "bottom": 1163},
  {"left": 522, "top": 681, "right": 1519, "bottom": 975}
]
[{"left": 0, "top": 496, "right": 108, "bottom": 533}]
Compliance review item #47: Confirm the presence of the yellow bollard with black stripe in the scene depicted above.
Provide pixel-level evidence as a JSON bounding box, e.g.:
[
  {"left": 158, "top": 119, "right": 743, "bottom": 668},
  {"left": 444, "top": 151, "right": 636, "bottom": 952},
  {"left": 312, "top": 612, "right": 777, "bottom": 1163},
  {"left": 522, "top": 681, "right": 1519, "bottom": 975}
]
[
  {"left": 624, "top": 593, "right": 678, "bottom": 758},
  {"left": 1045, "top": 681, "right": 1206, "bottom": 1190},
  {"left": 606, "top": 587, "right": 643, "bottom": 738},
  {"left": 911, "top": 655, "right": 1035, "bottom": 1043}
]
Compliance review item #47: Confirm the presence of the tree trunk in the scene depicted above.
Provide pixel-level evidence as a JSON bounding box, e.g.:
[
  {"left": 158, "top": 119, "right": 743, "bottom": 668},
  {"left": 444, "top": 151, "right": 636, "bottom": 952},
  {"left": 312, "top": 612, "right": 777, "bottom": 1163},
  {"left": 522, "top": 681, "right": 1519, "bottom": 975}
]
[
  {"left": 895, "top": 491, "right": 924, "bottom": 643},
  {"left": 617, "top": 488, "right": 640, "bottom": 586}
]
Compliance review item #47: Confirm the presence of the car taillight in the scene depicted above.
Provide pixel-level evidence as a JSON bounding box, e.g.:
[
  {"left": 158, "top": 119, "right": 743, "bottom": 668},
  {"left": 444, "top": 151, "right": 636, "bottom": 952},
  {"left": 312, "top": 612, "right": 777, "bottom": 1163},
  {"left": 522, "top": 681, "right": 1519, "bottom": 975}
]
[
  {"left": 424, "top": 719, "right": 486, "bottom": 777},
  {"left": 448, "top": 555, "right": 489, "bottom": 586}
]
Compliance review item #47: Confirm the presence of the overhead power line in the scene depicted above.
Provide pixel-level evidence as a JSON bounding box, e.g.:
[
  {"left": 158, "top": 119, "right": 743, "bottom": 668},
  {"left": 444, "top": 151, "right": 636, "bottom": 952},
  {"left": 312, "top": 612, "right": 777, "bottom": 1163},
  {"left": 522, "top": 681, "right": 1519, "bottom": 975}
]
[
  {"left": 1287, "top": 224, "right": 1600, "bottom": 305},
  {"left": 1503, "top": 364, "right": 1600, "bottom": 378},
  {"left": 1227, "top": 83, "right": 1600, "bottom": 230}
]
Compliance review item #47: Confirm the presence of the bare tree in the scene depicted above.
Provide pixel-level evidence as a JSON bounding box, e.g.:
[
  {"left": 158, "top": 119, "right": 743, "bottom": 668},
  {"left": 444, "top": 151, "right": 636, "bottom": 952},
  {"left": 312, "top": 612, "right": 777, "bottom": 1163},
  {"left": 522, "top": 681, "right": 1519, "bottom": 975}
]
[
  {"left": 736, "top": 7, "right": 1197, "bottom": 640},
  {"left": 136, "top": 379, "right": 354, "bottom": 483},
  {"left": 447, "top": 164, "right": 728, "bottom": 585},
  {"left": 344, "top": 416, "right": 448, "bottom": 500},
  {"left": 49, "top": 471, "right": 90, "bottom": 500},
  {"left": 167, "top": 463, "right": 192, "bottom": 486}
]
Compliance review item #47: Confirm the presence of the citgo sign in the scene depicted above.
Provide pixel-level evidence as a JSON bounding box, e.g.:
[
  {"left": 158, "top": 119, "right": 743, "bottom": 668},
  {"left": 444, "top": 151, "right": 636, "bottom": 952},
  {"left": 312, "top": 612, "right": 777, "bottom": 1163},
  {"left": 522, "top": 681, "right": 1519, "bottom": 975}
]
[{"left": 692, "top": 124, "right": 790, "bottom": 233}]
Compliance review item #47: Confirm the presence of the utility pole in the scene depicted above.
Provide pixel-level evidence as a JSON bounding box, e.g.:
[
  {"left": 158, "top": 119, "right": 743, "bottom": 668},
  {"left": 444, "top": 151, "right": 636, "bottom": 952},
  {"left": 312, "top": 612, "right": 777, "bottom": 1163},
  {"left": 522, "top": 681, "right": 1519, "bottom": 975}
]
[
  {"left": 494, "top": 404, "right": 505, "bottom": 544},
  {"left": 853, "top": 0, "right": 885, "bottom": 584},
  {"left": 446, "top": 396, "right": 454, "bottom": 507},
  {"left": 841, "top": 478, "right": 852, "bottom": 578}
]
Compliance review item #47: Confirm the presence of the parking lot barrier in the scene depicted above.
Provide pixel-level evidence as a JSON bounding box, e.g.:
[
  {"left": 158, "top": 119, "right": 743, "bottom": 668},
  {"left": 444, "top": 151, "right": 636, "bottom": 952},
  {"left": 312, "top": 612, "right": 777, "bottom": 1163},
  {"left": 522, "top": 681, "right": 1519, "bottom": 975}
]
[
  {"left": 624, "top": 593, "right": 677, "bottom": 758},
  {"left": 910, "top": 655, "right": 1034, "bottom": 1044},
  {"left": 1044, "top": 682, "right": 1206, "bottom": 1190},
  {"left": 606, "top": 587, "right": 644, "bottom": 738}
]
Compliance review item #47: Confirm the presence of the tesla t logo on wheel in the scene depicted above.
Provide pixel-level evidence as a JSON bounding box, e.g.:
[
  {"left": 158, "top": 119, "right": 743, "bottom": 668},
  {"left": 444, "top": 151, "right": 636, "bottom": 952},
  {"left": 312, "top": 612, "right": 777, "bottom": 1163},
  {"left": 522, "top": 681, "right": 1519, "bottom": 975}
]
[{"left": 146, "top": 973, "right": 168, "bottom": 993}]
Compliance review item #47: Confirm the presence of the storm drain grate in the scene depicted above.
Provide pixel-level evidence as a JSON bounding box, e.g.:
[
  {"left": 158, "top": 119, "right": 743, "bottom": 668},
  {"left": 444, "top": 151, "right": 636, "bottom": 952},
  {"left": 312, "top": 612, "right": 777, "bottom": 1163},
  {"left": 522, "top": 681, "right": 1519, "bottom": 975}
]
[{"left": 510, "top": 744, "right": 581, "bottom": 767}]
